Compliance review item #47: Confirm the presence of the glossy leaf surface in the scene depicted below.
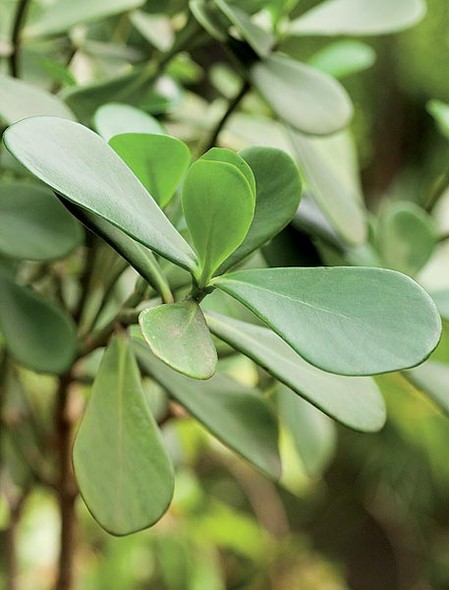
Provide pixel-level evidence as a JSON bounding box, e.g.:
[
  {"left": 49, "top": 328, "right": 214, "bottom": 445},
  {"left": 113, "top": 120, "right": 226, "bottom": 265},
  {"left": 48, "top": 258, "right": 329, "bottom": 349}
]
[
  {"left": 94, "top": 103, "right": 164, "bottom": 141},
  {"left": 139, "top": 301, "right": 217, "bottom": 379},
  {"left": 377, "top": 201, "right": 436, "bottom": 276},
  {"left": 249, "top": 54, "right": 353, "bottom": 136},
  {"left": 135, "top": 341, "right": 281, "bottom": 478},
  {"left": 289, "top": 0, "right": 425, "bottom": 36},
  {"left": 0, "top": 75, "right": 75, "bottom": 124},
  {"left": 0, "top": 267, "right": 77, "bottom": 374},
  {"left": 73, "top": 335, "right": 174, "bottom": 535},
  {"left": 109, "top": 133, "right": 191, "bottom": 207},
  {"left": 206, "top": 312, "right": 386, "bottom": 431},
  {"left": 182, "top": 157, "right": 254, "bottom": 283},
  {"left": 4, "top": 117, "right": 197, "bottom": 272},
  {"left": 25, "top": 0, "right": 145, "bottom": 38},
  {"left": 0, "top": 182, "right": 82, "bottom": 261},
  {"left": 213, "top": 267, "right": 441, "bottom": 376},
  {"left": 218, "top": 146, "right": 302, "bottom": 273}
]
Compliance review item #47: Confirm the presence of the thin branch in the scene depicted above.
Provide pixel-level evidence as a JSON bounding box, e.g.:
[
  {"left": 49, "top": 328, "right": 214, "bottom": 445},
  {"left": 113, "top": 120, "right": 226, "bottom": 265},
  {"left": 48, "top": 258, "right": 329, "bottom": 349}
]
[
  {"left": 424, "top": 169, "right": 449, "bottom": 213},
  {"left": 9, "top": 0, "right": 30, "bottom": 78},
  {"left": 197, "top": 81, "right": 250, "bottom": 156}
]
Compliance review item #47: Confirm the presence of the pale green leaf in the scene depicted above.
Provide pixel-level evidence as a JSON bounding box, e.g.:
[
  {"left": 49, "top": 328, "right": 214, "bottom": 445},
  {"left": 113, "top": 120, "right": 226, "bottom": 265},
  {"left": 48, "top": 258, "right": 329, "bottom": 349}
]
[
  {"left": 308, "top": 40, "right": 376, "bottom": 79},
  {"left": 109, "top": 133, "right": 191, "bottom": 207},
  {"left": 25, "top": 0, "right": 146, "bottom": 38},
  {"left": 249, "top": 54, "right": 353, "bottom": 136},
  {"left": 0, "top": 182, "right": 82, "bottom": 261},
  {"left": 73, "top": 335, "right": 174, "bottom": 535},
  {"left": 94, "top": 103, "right": 164, "bottom": 141},
  {"left": 406, "top": 361, "right": 449, "bottom": 415},
  {"left": 377, "top": 201, "right": 436, "bottom": 276},
  {"left": 139, "top": 301, "right": 217, "bottom": 379},
  {"left": 289, "top": 0, "right": 426, "bottom": 36},
  {"left": 428, "top": 100, "right": 449, "bottom": 140},
  {"left": 135, "top": 340, "right": 281, "bottom": 478},
  {"left": 0, "top": 75, "right": 75, "bottom": 125},
  {"left": 206, "top": 312, "right": 386, "bottom": 431},
  {"left": 3, "top": 117, "right": 197, "bottom": 272},
  {"left": 212, "top": 267, "right": 441, "bottom": 376}
]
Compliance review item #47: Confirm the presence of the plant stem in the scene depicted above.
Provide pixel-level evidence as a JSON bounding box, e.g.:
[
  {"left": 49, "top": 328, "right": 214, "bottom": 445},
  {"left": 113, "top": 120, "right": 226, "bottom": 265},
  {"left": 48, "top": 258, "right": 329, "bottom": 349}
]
[
  {"left": 197, "top": 80, "right": 250, "bottom": 156},
  {"left": 9, "top": 0, "right": 30, "bottom": 78},
  {"left": 54, "top": 372, "right": 78, "bottom": 590},
  {"left": 424, "top": 169, "right": 449, "bottom": 213}
]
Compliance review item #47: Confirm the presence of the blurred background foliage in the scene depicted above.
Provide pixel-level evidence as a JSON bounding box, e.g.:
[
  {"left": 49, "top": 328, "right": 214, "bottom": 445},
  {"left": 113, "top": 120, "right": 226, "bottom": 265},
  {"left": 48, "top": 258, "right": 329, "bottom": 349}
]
[{"left": 1, "top": 0, "right": 449, "bottom": 588}]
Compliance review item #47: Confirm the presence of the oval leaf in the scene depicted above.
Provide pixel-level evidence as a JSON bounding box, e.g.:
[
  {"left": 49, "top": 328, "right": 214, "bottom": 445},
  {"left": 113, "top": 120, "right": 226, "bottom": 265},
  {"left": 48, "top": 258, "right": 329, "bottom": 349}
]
[
  {"left": 182, "top": 158, "right": 255, "bottom": 284},
  {"left": 249, "top": 54, "right": 353, "bottom": 136},
  {"left": 0, "top": 75, "right": 75, "bottom": 125},
  {"left": 206, "top": 312, "right": 386, "bottom": 431},
  {"left": 212, "top": 267, "right": 442, "bottom": 376},
  {"left": 0, "top": 267, "right": 77, "bottom": 374},
  {"left": 134, "top": 340, "right": 281, "bottom": 479},
  {"left": 109, "top": 133, "right": 191, "bottom": 207},
  {"left": 73, "top": 335, "right": 175, "bottom": 536},
  {"left": 94, "top": 102, "right": 164, "bottom": 141},
  {"left": 308, "top": 40, "right": 376, "bottom": 79},
  {"left": 289, "top": 0, "right": 426, "bottom": 36},
  {"left": 25, "top": 0, "right": 145, "bottom": 38},
  {"left": 377, "top": 201, "right": 436, "bottom": 276},
  {"left": 218, "top": 146, "right": 302, "bottom": 273},
  {"left": 406, "top": 361, "right": 449, "bottom": 415},
  {"left": 3, "top": 117, "right": 197, "bottom": 272},
  {"left": 0, "top": 182, "right": 82, "bottom": 261},
  {"left": 202, "top": 147, "right": 256, "bottom": 199},
  {"left": 139, "top": 301, "right": 217, "bottom": 380}
]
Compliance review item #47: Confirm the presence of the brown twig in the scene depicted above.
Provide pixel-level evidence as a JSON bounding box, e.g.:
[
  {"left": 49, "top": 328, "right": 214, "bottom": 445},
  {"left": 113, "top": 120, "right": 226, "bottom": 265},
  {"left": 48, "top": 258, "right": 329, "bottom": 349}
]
[{"left": 9, "top": 0, "right": 30, "bottom": 78}]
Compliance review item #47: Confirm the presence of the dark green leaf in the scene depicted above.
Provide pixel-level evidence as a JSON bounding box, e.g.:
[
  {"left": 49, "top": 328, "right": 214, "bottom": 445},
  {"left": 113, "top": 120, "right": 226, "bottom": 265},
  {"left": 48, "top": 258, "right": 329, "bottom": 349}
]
[
  {"left": 109, "top": 133, "right": 191, "bottom": 207},
  {"left": 134, "top": 340, "right": 281, "bottom": 478},
  {"left": 218, "top": 146, "right": 302, "bottom": 273},
  {"left": 182, "top": 156, "right": 255, "bottom": 284},
  {"left": 0, "top": 182, "right": 82, "bottom": 261},
  {"left": 0, "top": 266, "right": 77, "bottom": 374},
  {"left": 212, "top": 267, "right": 441, "bottom": 376},
  {"left": 289, "top": 0, "right": 426, "bottom": 36},
  {"left": 139, "top": 301, "right": 217, "bottom": 379},
  {"left": 249, "top": 54, "right": 353, "bottom": 136},
  {"left": 3, "top": 117, "right": 197, "bottom": 272},
  {"left": 206, "top": 312, "right": 386, "bottom": 431},
  {"left": 73, "top": 335, "right": 174, "bottom": 536},
  {"left": 94, "top": 103, "right": 164, "bottom": 141}
]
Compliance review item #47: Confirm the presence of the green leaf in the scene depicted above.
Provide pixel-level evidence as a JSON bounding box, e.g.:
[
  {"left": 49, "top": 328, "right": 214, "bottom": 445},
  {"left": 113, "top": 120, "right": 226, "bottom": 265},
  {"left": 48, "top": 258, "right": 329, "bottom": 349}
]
[
  {"left": 249, "top": 54, "right": 353, "bottom": 136},
  {"left": 428, "top": 100, "right": 449, "bottom": 140},
  {"left": 0, "top": 266, "right": 77, "bottom": 374},
  {"left": 134, "top": 340, "right": 281, "bottom": 478},
  {"left": 73, "top": 335, "right": 174, "bottom": 536},
  {"left": 3, "top": 117, "right": 197, "bottom": 272},
  {"left": 139, "top": 301, "right": 217, "bottom": 379},
  {"left": 190, "top": 0, "right": 228, "bottom": 41},
  {"left": 94, "top": 103, "right": 164, "bottom": 141},
  {"left": 129, "top": 10, "right": 174, "bottom": 52},
  {"left": 109, "top": 133, "right": 191, "bottom": 207},
  {"left": 289, "top": 0, "right": 426, "bottom": 36},
  {"left": 206, "top": 312, "right": 386, "bottom": 431},
  {"left": 0, "top": 182, "right": 82, "bottom": 261},
  {"left": 308, "top": 40, "right": 376, "bottom": 79},
  {"left": 218, "top": 146, "right": 302, "bottom": 273},
  {"left": 406, "top": 361, "right": 449, "bottom": 415},
  {"left": 277, "top": 384, "right": 336, "bottom": 476},
  {"left": 376, "top": 201, "right": 436, "bottom": 276},
  {"left": 288, "top": 129, "right": 366, "bottom": 245},
  {"left": 202, "top": 147, "right": 256, "bottom": 199},
  {"left": 25, "top": 0, "right": 145, "bottom": 38},
  {"left": 214, "top": 0, "right": 274, "bottom": 57},
  {"left": 212, "top": 267, "right": 441, "bottom": 376},
  {"left": 0, "top": 75, "right": 75, "bottom": 125},
  {"left": 430, "top": 290, "right": 449, "bottom": 321},
  {"left": 182, "top": 157, "right": 255, "bottom": 284}
]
